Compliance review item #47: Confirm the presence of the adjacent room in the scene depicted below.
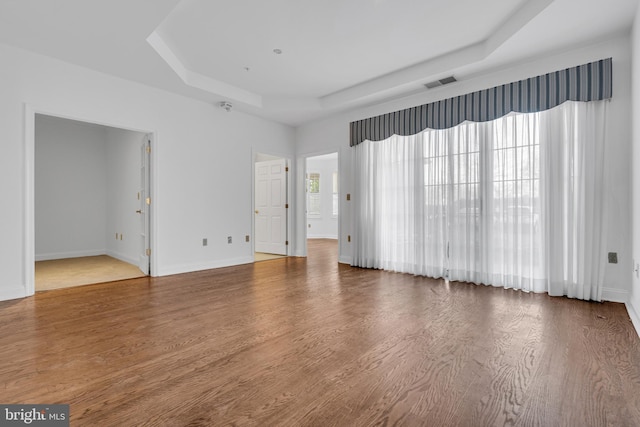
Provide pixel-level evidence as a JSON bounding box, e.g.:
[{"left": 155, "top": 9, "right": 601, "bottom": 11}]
[
  {"left": 1, "top": 0, "right": 640, "bottom": 425},
  {"left": 34, "top": 114, "right": 150, "bottom": 290},
  {"left": 306, "top": 152, "right": 339, "bottom": 258}
]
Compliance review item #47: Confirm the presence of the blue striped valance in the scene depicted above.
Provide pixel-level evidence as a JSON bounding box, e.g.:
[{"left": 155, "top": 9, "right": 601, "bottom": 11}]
[{"left": 349, "top": 58, "right": 613, "bottom": 146}]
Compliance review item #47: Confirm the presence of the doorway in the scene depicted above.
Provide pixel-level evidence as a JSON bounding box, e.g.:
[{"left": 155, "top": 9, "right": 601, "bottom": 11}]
[
  {"left": 305, "top": 152, "right": 339, "bottom": 259},
  {"left": 253, "top": 152, "right": 290, "bottom": 262},
  {"left": 33, "top": 114, "right": 152, "bottom": 291}
]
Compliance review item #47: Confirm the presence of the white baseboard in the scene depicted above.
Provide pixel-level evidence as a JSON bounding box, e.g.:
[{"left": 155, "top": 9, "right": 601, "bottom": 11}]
[
  {"left": 105, "top": 250, "right": 137, "bottom": 266},
  {"left": 626, "top": 301, "right": 640, "bottom": 339},
  {"left": 35, "top": 249, "right": 105, "bottom": 261},
  {"left": 307, "top": 236, "right": 338, "bottom": 240},
  {"left": 601, "top": 287, "right": 628, "bottom": 303},
  {"left": 0, "top": 286, "right": 28, "bottom": 302},
  {"left": 157, "top": 256, "right": 254, "bottom": 277},
  {"left": 338, "top": 255, "right": 352, "bottom": 265}
]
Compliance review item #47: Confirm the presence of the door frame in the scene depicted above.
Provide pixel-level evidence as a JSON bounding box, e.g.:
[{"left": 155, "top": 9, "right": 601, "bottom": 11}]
[
  {"left": 138, "top": 134, "right": 152, "bottom": 274},
  {"left": 23, "top": 104, "right": 158, "bottom": 296},
  {"left": 299, "top": 150, "right": 340, "bottom": 258},
  {"left": 251, "top": 149, "right": 292, "bottom": 259}
]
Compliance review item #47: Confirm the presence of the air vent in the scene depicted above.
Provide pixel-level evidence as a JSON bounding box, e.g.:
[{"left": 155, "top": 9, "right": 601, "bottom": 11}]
[{"left": 424, "top": 76, "right": 457, "bottom": 89}]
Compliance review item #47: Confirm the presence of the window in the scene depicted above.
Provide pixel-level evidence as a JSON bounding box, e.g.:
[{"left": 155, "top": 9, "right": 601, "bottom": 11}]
[
  {"left": 307, "top": 172, "right": 320, "bottom": 216},
  {"left": 332, "top": 171, "right": 338, "bottom": 217}
]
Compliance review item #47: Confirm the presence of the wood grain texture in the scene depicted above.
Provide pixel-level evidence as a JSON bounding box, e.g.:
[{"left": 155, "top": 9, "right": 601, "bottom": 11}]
[{"left": 1, "top": 239, "right": 639, "bottom": 426}]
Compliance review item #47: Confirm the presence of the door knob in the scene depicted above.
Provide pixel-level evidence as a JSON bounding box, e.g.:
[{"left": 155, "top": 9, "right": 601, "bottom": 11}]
[{"left": 255, "top": 210, "right": 259, "bottom": 214}]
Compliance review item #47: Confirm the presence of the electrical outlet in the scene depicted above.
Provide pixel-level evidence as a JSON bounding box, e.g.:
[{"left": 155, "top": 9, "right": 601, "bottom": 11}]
[
  {"left": 245, "top": 235, "right": 250, "bottom": 242},
  {"left": 202, "top": 238, "right": 207, "bottom": 246},
  {"left": 227, "top": 236, "right": 232, "bottom": 244},
  {"left": 608, "top": 252, "right": 618, "bottom": 264}
]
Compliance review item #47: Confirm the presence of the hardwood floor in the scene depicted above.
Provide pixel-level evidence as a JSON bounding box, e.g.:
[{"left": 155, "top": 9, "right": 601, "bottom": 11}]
[{"left": 1, "top": 239, "right": 639, "bottom": 426}]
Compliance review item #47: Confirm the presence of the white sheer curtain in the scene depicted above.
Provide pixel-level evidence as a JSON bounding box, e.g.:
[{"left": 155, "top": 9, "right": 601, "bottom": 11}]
[
  {"left": 541, "top": 101, "right": 608, "bottom": 300},
  {"left": 352, "top": 100, "right": 608, "bottom": 300},
  {"left": 353, "top": 133, "right": 425, "bottom": 274},
  {"left": 444, "top": 111, "right": 545, "bottom": 292}
]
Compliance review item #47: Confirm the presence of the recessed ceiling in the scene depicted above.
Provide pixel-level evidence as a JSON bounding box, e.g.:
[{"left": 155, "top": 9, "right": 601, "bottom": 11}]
[
  {"left": 156, "top": 0, "right": 527, "bottom": 98},
  {"left": 0, "top": 0, "right": 637, "bottom": 126}
]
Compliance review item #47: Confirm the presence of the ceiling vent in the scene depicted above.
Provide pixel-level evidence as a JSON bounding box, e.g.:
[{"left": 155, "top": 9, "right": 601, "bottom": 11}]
[{"left": 424, "top": 76, "right": 457, "bottom": 89}]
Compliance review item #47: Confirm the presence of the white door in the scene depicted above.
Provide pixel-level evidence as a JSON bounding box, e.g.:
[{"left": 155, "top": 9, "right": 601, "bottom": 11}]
[
  {"left": 255, "top": 159, "right": 287, "bottom": 255},
  {"left": 138, "top": 135, "right": 151, "bottom": 274}
]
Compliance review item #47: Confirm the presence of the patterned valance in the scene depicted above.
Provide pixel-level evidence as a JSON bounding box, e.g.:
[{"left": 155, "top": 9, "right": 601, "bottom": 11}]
[{"left": 349, "top": 58, "right": 612, "bottom": 146}]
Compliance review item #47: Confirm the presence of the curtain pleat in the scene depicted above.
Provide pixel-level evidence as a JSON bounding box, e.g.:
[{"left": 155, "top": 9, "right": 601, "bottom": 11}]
[{"left": 541, "top": 101, "right": 607, "bottom": 300}]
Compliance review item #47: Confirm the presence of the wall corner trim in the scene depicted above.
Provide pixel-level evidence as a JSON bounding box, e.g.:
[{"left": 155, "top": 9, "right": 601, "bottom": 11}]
[
  {"left": 626, "top": 301, "right": 640, "bottom": 339},
  {"left": 338, "top": 255, "right": 353, "bottom": 265},
  {"left": 601, "top": 287, "right": 628, "bottom": 303},
  {"left": 0, "top": 286, "right": 28, "bottom": 302},
  {"left": 156, "top": 256, "right": 254, "bottom": 277}
]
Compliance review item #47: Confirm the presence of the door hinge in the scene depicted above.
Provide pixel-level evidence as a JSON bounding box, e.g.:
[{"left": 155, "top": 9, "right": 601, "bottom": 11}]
[
  {"left": 285, "top": 203, "right": 289, "bottom": 209},
  {"left": 285, "top": 166, "right": 289, "bottom": 172},
  {"left": 146, "top": 248, "right": 151, "bottom": 256},
  {"left": 146, "top": 197, "right": 151, "bottom": 205},
  {"left": 146, "top": 145, "right": 151, "bottom": 154},
  {"left": 285, "top": 241, "right": 289, "bottom": 246}
]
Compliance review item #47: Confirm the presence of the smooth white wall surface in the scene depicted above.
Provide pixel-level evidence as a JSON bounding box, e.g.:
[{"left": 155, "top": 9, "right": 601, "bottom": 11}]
[
  {"left": 296, "top": 36, "right": 632, "bottom": 302},
  {"left": 35, "top": 115, "right": 107, "bottom": 260},
  {"left": 106, "top": 128, "right": 146, "bottom": 266},
  {"left": 630, "top": 8, "right": 640, "bottom": 333},
  {"left": 0, "top": 42, "right": 295, "bottom": 301},
  {"left": 306, "top": 155, "right": 338, "bottom": 239}
]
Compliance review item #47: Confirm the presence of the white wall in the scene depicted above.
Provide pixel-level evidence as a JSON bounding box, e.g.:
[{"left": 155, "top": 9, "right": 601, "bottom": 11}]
[
  {"left": 630, "top": 8, "right": 640, "bottom": 333},
  {"left": 295, "top": 35, "right": 632, "bottom": 302},
  {"left": 35, "top": 115, "right": 107, "bottom": 260},
  {"left": 0, "top": 42, "right": 295, "bottom": 301},
  {"left": 106, "top": 128, "right": 147, "bottom": 266},
  {"left": 306, "top": 154, "right": 338, "bottom": 239}
]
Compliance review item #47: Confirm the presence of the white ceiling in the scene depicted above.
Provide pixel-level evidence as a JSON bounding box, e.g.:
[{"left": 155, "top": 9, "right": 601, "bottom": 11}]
[{"left": 0, "top": 0, "right": 637, "bottom": 126}]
